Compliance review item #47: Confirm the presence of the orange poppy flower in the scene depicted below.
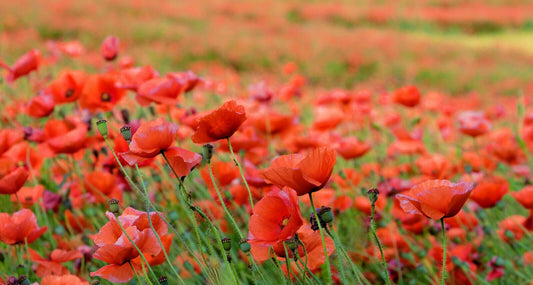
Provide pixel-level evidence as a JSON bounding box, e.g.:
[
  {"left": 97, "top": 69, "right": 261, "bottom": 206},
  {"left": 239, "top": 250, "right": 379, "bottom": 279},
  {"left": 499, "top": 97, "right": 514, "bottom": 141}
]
[
  {"left": 259, "top": 147, "right": 337, "bottom": 196},
  {"left": 101, "top": 35, "right": 119, "bottom": 61},
  {"left": 0, "top": 208, "right": 47, "bottom": 245},
  {"left": 79, "top": 74, "right": 127, "bottom": 112},
  {"left": 11, "top": 185, "right": 44, "bottom": 208},
  {"left": 0, "top": 157, "right": 29, "bottom": 195},
  {"left": 3, "top": 49, "right": 41, "bottom": 83},
  {"left": 396, "top": 180, "right": 474, "bottom": 220},
  {"left": 191, "top": 100, "right": 247, "bottom": 143},
  {"left": 393, "top": 85, "right": 421, "bottom": 107},
  {"left": 48, "top": 70, "right": 86, "bottom": 104},
  {"left": 41, "top": 274, "right": 88, "bottom": 285},
  {"left": 120, "top": 118, "right": 179, "bottom": 165},
  {"left": 26, "top": 92, "right": 55, "bottom": 118},
  {"left": 248, "top": 188, "right": 304, "bottom": 248},
  {"left": 510, "top": 186, "right": 533, "bottom": 209},
  {"left": 469, "top": 176, "right": 508, "bottom": 208},
  {"left": 457, "top": 111, "right": 491, "bottom": 137},
  {"left": 44, "top": 117, "right": 87, "bottom": 154}
]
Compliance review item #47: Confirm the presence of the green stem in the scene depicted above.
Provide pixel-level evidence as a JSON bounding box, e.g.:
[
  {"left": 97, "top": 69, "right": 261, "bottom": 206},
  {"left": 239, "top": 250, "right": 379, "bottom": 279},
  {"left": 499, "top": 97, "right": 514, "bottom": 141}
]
[
  {"left": 370, "top": 202, "right": 391, "bottom": 285},
  {"left": 226, "top": 138, "right": 254, "bottom": 210},
  {"left": 441, "top": 218, "right": 447, "bottom": 285},
  {"left": 308, "top": 192, "right": 332, "bottom": 283}
]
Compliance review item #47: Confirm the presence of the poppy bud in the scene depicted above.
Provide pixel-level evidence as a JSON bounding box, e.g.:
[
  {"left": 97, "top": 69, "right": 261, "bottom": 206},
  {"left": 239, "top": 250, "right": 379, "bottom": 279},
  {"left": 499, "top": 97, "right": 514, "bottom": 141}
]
[
  {"left": 120, "top": 126, "right": 132, "bottom": 144},
  {"left": 96, "top": 119, "right": 108, "bottom": 138},
  {"left": 239, "top": 239, "right": 251, "bottom": 253},
  {"left": 367, "top": 188, "right": 379, "bottom": 204},
  {"left": 202, "top": 144, "right": 214, "bottom": 163},
  {"left": 284, "top": 236, "right": 299, "bottom": 253},
  {"left": 318, "top": 206, "right": 333, "bottom": 224},
  {"left": 108, "top": 198, "right": 120, "bottom": 214},
  {"left": 310, "top": 206, "right": 331, "bottom": 231},
  {"left": 90, "top": 281, "right": 102, "bottom": 285},
  {"left": 222, "top": 237, "right": 232, "bottom": 251},
  {"left": 158, "top": 276, "right": 168, "bottom": 285},
  {"left": 101, "top": 36, "right": 119, "bottom": 61}
]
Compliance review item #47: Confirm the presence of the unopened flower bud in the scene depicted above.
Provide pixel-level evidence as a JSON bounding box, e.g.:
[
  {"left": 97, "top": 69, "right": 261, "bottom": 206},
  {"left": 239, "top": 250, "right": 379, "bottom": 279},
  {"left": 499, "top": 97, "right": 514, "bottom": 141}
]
[
  {"left": 367, "top": 188, "right": 379, "bottom": 204},
  {"left": 239, "top": 239, "right": 251, "bottom": 253},
  {"left": 96, "top": 120, "right": 108, "bottom": 138},
  {"left": 18, "top": 276, "right": 30, "bottom": 285},
  {"left": 203, "top": 144, "right": 214, "bottom": 163},
  {"left": 222, "top": 237, "right": 232, "bottom": 251},
  {"left": 120, "top": 126, "right": 132, "bottom": 143},
  {"left": 108, "top": 198, "right": 120, "bottom": 214}
]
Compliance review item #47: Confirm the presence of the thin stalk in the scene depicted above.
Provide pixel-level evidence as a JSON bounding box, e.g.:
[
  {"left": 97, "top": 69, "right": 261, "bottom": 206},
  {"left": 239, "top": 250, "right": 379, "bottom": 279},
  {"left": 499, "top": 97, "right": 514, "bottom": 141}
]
[
  {"left": 227, "top": 138, "right": 254, "bottom": 210},
  {"left": 308, "top": 193, "right": 332, "bottom": 283},
  {"left": 441, "top": 218, "right": 447, "bottom": 285},
  {"left": 370, "top": 201, "right": 391, "bottom": 285}
]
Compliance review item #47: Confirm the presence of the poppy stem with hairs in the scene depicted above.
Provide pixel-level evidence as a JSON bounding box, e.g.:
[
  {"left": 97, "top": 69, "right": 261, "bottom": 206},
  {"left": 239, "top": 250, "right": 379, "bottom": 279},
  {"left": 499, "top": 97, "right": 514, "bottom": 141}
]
[
  {"left": 226, "top": 137, "right": 255, "bottom": 210},
  {"left": 308, "top": 192, "right": 333, "bottom": 283},
  {"left": 370, "top": 193, "right": 391, "bottom": 285},
  {"left": 441, "top": 218, "right": 447, "bottom": 285}
]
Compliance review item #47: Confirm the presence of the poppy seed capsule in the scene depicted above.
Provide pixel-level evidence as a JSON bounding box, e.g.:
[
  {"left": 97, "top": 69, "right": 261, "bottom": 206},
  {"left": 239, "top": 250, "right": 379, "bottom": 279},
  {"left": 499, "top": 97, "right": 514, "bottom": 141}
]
[
  {"left": 367, "top": 188, "right": 379, "bottom": 204},
  {"left": 108, "top": 198, "right": 120, "bottom": 214},
  {"left": 222, "top": 237, "right": 232, "bottom": 251},
  {"left": 203, "top": 144, "right": 214, "bottom": 163},
  {"left": 158, "top": 276, "right": 168, "bottom": 285},
  {"left": 318, "top": 206, "right": 333, "bottom": 224},
  {"left": 18, "top": 276, "right": 30, "bottom": 285},
  {"left": 120, "top": 126, "right": 132, "bottom": 143},
  {"left": 239, "top": 239, "right": 251, "bottom": 253},
  {"left": 96, "top": 119, "right": 108, "bottom": 138}
]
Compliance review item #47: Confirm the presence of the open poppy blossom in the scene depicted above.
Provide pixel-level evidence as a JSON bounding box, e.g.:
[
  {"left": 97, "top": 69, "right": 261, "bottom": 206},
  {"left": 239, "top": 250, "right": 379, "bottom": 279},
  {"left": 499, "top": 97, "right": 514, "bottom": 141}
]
[
  {"left": 120, "top": 118, "right": 179, "bottom": 165},
  {"left": 469, "top": 176, "right": 508, "bottom": 208},
  {"left": 0, "top": 157, "right": 29, "bottom": 195},
  {"left": 396, "top": 180, "right": 474, "bottom": 220},
  {"left": 259, "top": 147, "right": 337, "bottom": 196},
  {"left": 28, "top": 248, "right": 83, "bottom": 276},
  {"left": 457, "top": 111, "right": 491, "bottom": 137},
  {"left": 0, "top": 208, "right": 47, "bottom": 245},
  {"left": 393, "top": 85, "right": 421, "bottom": 107},
  {"left": 510, "top": 186, "right": 533, "bottom": 209},
  {"left": 44, "top": 117, "right": 87, "bottom": 154},
  {"left": 163, "top": 147, "right": 202, "bottom": 179},
  {"left": 47, "top": 70, "right": 86, "bottom": 104},
  {"left": 191, "top": 100, "right": 247, "bottom": 143},
  {"left": 79, "top": 74, "right": 127, "bottom": 112},
  {"left": 136, "top": 76, "right": 185, "bottom": 106},
  {"left": 249, "top": 187, "right": 304, "bottom": 259},
  {"left": 26, "top": 91, "right": 55, "bottom": 118},
  {"left": 41, "top": 274, "right": 88, "bottom": 285}
]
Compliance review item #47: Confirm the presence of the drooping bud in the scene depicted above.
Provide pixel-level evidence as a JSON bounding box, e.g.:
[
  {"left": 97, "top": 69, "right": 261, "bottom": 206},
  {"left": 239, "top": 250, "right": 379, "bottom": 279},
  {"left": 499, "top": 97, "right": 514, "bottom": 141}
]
[
  {"left": 158, "top": 276, "right": 169, "bottom": 285},
  {"left": 18, "top": 275, "right": 30, "bottom": 285},
  {"left": 108, "top": 198, "right": 120, "bottom": 215},
  {"left": 202, "top": 144, "right": 214, "bottom": 163},
  {"left": 96, "top": 119, "right": 108, "bottom": 138},
  {"left": 120, "top": 126, "right": 132, "bottom": 144}
]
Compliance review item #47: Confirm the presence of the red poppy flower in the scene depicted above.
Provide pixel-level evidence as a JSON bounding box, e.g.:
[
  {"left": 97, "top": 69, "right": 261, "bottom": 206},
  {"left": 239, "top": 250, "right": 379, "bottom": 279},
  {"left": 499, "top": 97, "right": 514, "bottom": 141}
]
[
  {"left": 457, "top": 111, "right": 491, "bottom": 137},
  {"left": 164, "top": 147, "right": 202, "bottom": 178},
  {"left": 416, "top": 154, "right": 452, "bottom": 179},
  {"left": 510, "top": 186, "right": 533, "bottom": 209},
  {"left": 191, "top": 100, "right": 247, "bottom": 143},
  {"left": 335, "top": 137, "right": 371, "bottom": 160},
  {"left": 26, "top": 92, "right": 55, "bottom": 118},
  {"left": 79, "top": 74, "right": 127, "bottom": 112},
  {"left": 0, "top": 129, "right": 23, "bottom": 155},
  {"left": 41, "top": 274, "right": 88, "bottom": 285},
  {"left": 136, "top": 76, "right": 185, "bottom": 106},
  {"left": 116, "top": 65, "right": 159, "bottom": 91},
  {"left": 259, "top": 147, "right": 337, "bottom": 196},
  {"left": 84, "top": 171, "right": 122, "bottom": 203},
  {"left": 101, "top": 35, "right": 120, "bottom": 61},
  {"left": 44, "top": 117, "right": 87, "bottom": 154},
  {"left": 0, "top": 208, "right": 47, "bottom": 245},
  {"left": 11, "top": 185, "right": 44, "bottom": 208},
  {"left": 90, "top": 207, "right": 169, "bottom": 283},
  {"left": 48, "top": 70, "right": 86, "bottom": 104},
  {"left": 393, "top": 85, "right": 421, "bottom": 107},
  {"left": 497, "top": 215, "right": 527, "bottom": 242},
  {"left": 0, "top": 157, "right": 29, "bottom": 195},
  {"left": 469, "top": 176, "right": 508, "bottom": 208},
  {"left": 3, "top": 49, "right": 41, "bottom": 83},
  {"left": 396, "top": 180, "right": 474, "bottom": 220},
  {"left": 28, "top": 248, "right": 83, "bottom": 276},
  {"left": 120, "top": 118, "right": 179, "bottom": 165},
  {"left": 248, "top": 187, "right": 303, "bottom": 247},
  {"left": 167, "top": 71, "right": 200, "bottom": 92}
]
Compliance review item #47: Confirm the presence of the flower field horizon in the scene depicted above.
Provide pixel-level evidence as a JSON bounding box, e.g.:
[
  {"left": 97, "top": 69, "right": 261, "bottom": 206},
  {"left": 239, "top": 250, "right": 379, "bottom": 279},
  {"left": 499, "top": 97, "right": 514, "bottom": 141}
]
[{"left": 2, "top": 1, "right": 533, "bottom": 284}]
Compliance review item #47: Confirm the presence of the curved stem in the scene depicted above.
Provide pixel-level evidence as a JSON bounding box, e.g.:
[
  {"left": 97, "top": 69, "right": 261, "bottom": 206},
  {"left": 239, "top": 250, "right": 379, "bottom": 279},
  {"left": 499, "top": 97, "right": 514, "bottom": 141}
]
[
  {"left": 226, "top": 138, "right": 254, "bottom": 210},
  {"left": 308, "top": 192, "right": 332, "bottom": 283}
]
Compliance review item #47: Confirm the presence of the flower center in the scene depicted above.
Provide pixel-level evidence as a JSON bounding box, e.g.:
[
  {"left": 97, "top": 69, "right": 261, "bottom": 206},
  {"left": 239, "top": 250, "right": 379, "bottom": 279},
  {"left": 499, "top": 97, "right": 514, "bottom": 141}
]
[
  {"left": 101, "top": 92, "right": 111, "bottom": 102},
  {"left": 65, "top": 88, "right": 75, "bottom": 98}
]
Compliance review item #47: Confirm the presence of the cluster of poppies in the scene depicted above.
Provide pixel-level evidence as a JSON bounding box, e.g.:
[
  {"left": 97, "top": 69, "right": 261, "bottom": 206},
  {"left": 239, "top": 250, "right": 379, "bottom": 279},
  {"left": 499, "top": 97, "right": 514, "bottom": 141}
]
[{"left": 1, "top": 33, "right": 533, "bottom": 285}]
